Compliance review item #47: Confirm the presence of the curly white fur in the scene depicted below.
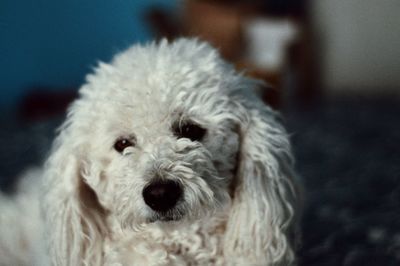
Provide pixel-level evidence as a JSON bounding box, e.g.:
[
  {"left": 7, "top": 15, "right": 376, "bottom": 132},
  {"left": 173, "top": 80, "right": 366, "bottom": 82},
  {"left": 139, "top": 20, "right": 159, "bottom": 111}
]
[{"left": 0, "top": 38, "right": 300, "bottom": 266}]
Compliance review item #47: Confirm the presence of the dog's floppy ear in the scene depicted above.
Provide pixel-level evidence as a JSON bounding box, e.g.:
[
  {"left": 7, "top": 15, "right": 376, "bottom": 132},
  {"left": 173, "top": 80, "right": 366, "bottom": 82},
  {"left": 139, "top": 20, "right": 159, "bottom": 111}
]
[
  {"left": 224, "top": 98, "right": 299, "bottom": 265},
  {"left": 41, "top": 124, "right": 107, "bottom": 265}
]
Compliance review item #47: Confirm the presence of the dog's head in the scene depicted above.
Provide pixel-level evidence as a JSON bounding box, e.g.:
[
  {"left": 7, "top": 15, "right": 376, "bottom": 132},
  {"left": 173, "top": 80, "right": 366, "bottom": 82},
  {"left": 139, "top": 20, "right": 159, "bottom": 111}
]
[{"left": 42, "top": 39, "right": 299, "bottom": 265}]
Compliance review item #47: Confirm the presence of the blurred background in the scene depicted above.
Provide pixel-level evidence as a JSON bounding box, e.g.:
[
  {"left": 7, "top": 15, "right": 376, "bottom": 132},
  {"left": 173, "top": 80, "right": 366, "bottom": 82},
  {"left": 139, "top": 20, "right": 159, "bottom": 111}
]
[{"left": 1, "top": 0, "right": 399, "bottom": 265}]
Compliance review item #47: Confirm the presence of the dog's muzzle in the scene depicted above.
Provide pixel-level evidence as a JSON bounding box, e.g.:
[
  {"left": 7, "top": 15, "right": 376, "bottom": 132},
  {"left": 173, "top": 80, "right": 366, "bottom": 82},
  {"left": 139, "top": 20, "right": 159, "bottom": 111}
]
[{"left": 142, "top": 180, "right": 182, "bottom": 213}]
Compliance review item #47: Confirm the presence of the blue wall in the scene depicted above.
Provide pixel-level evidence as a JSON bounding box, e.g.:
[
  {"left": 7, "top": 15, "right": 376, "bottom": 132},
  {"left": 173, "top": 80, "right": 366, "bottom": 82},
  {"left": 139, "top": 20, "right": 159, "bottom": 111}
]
[{"left": 0, "top": 0, "right": 176, "bottom": 108}]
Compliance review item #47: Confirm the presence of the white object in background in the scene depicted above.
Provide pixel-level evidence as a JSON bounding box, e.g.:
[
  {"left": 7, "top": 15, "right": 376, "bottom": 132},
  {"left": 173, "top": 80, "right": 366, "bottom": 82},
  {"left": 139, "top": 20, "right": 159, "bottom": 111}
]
[{"left": 244, "top": 19, "right": 298, "bottom": 71}]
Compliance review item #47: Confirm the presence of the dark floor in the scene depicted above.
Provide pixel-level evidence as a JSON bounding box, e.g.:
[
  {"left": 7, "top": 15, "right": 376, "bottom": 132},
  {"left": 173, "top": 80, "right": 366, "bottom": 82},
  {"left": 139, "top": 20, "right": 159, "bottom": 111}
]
[
  {"left": 284, "top": 98, "right": 400, "bottom": 266},
  {"left": 1, "top": 98, "right": 399, "bottom": 265}
]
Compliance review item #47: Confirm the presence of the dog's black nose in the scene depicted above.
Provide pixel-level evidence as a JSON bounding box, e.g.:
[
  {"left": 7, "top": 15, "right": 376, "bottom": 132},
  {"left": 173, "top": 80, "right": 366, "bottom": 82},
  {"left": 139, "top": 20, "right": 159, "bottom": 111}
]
[{"left": 142, "top": 180, "right": 182, "bottom": 212}]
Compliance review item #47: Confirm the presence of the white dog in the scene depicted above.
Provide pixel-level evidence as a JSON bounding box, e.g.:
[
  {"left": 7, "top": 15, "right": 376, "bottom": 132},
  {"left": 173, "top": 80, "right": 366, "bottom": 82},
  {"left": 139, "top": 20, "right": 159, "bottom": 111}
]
[{"left": 0, "top": 38, "right": 300, "bottom": 265}]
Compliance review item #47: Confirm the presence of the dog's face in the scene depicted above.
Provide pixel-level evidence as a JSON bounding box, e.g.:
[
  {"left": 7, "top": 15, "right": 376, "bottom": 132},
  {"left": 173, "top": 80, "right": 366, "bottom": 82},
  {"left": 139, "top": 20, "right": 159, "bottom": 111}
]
[
  {"left": 78, "top": 61, "right": 241, "bottom": 229},
  {"left": 44, "top": 40, "right": 298, "bottom": 264}
]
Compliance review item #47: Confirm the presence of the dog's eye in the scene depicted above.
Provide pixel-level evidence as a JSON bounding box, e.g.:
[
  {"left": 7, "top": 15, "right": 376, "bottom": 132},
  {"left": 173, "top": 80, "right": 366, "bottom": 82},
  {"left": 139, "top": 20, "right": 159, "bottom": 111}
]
[
  {"left": 173, "top": 121, "right": 206, "bottom": 141},
  {"left": 114, "top": 138, "right": 135, "bottom": 153}
]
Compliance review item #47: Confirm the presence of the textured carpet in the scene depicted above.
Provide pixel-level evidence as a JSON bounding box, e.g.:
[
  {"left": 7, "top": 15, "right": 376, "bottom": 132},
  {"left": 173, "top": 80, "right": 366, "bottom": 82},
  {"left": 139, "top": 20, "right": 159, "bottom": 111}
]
[
  {"left": 285, "top": 99, "right": 400, "bottom": 266},
  {"left": 1, "top": 98, "right": 399, "bottom": 265}
]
